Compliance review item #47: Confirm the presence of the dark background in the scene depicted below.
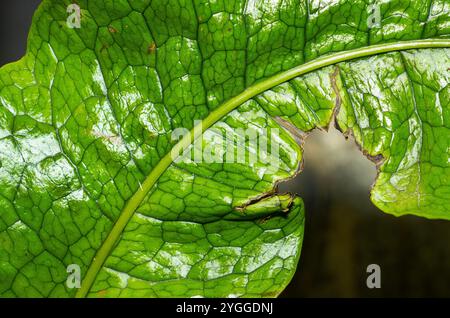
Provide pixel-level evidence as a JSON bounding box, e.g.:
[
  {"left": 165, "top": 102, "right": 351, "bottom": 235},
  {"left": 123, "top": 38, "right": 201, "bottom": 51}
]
[{"left": 1, "top": 1, "right": 450, "bottom": 298}]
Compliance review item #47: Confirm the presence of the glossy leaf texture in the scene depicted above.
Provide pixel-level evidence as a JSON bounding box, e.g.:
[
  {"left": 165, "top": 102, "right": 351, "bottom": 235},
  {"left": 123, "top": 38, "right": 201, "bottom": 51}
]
[{"left": 0, "top": 0, "right": 449, "bottom": 297}]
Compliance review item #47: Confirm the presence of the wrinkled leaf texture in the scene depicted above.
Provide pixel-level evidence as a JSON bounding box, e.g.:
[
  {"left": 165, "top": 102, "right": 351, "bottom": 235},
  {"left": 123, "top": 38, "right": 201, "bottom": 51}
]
[{"left": 0, "top": 0, "right": 449, "bottom": 297}]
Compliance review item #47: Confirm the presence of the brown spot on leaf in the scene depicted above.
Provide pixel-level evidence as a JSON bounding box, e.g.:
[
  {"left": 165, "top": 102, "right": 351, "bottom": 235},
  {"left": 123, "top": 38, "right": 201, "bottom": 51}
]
[
  {"left": 258, "top": 215, "right": 272, "bottom": 224},
  {"left": 97, "top": 289, "right": 107, "bottom": 297},
  {"left": 343, "top": 129, "right": 386, "bottom": 167},
  {"left": 147, "top": 42, "right": 157, "bottom": 54},
  {"left": 262, "top": 291, "right": 279, "bottom": 297},
  {"left": 330, "top": 67, "right": 342, "bottom": 113},
  {"left": 108, "top": 26, "right": 117, "bottom": 33}
]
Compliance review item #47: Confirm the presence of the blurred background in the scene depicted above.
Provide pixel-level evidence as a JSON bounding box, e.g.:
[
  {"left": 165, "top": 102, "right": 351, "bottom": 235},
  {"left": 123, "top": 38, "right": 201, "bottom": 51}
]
[{"left": 1, "top": 0, "right": 450, "bottom": 298}]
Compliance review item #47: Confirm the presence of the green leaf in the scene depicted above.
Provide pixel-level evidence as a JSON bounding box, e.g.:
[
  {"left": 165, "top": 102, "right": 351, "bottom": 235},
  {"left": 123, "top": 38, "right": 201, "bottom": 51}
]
[{"left": 0, "top": 0, "right": 449, "bottom": 298}]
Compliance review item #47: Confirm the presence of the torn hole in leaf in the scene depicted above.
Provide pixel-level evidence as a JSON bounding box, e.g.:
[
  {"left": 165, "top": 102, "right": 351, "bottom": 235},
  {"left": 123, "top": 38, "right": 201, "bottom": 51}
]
[
  {"left": 232, "top": 116, "right": 380, "bottom": 221},
  {"left": 278, "top": 125, "right": 378, "bottom": 201}
]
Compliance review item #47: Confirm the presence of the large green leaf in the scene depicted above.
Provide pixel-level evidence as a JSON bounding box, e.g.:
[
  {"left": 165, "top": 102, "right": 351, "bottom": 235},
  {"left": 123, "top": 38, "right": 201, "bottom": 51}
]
[{"left": 0, "top": 0, "right": 449, "bottom": 297}]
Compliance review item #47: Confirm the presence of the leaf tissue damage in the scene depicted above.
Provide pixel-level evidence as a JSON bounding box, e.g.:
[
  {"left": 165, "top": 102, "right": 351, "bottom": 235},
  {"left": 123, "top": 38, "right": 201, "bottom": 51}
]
[{"left": 0, "top": 0, "right": 449, "bottom": 298}]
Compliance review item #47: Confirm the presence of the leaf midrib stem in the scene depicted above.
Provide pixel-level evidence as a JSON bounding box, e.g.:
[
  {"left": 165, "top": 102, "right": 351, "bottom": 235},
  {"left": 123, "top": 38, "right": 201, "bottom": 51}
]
[{"left": 75, "top": 39, "right": 450, "bottom": 298}]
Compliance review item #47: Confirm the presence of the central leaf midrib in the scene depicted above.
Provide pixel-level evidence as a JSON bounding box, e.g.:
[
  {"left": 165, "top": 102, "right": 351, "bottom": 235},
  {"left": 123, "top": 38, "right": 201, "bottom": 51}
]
[{"left": 75, "top": 39, "right": 450, "bottom": 298}]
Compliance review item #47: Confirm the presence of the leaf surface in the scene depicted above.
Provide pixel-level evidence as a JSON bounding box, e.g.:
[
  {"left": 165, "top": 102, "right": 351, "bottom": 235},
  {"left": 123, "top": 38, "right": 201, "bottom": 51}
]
[{"left": 0, "top": 0, "right": 449, "bottom": 297}]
